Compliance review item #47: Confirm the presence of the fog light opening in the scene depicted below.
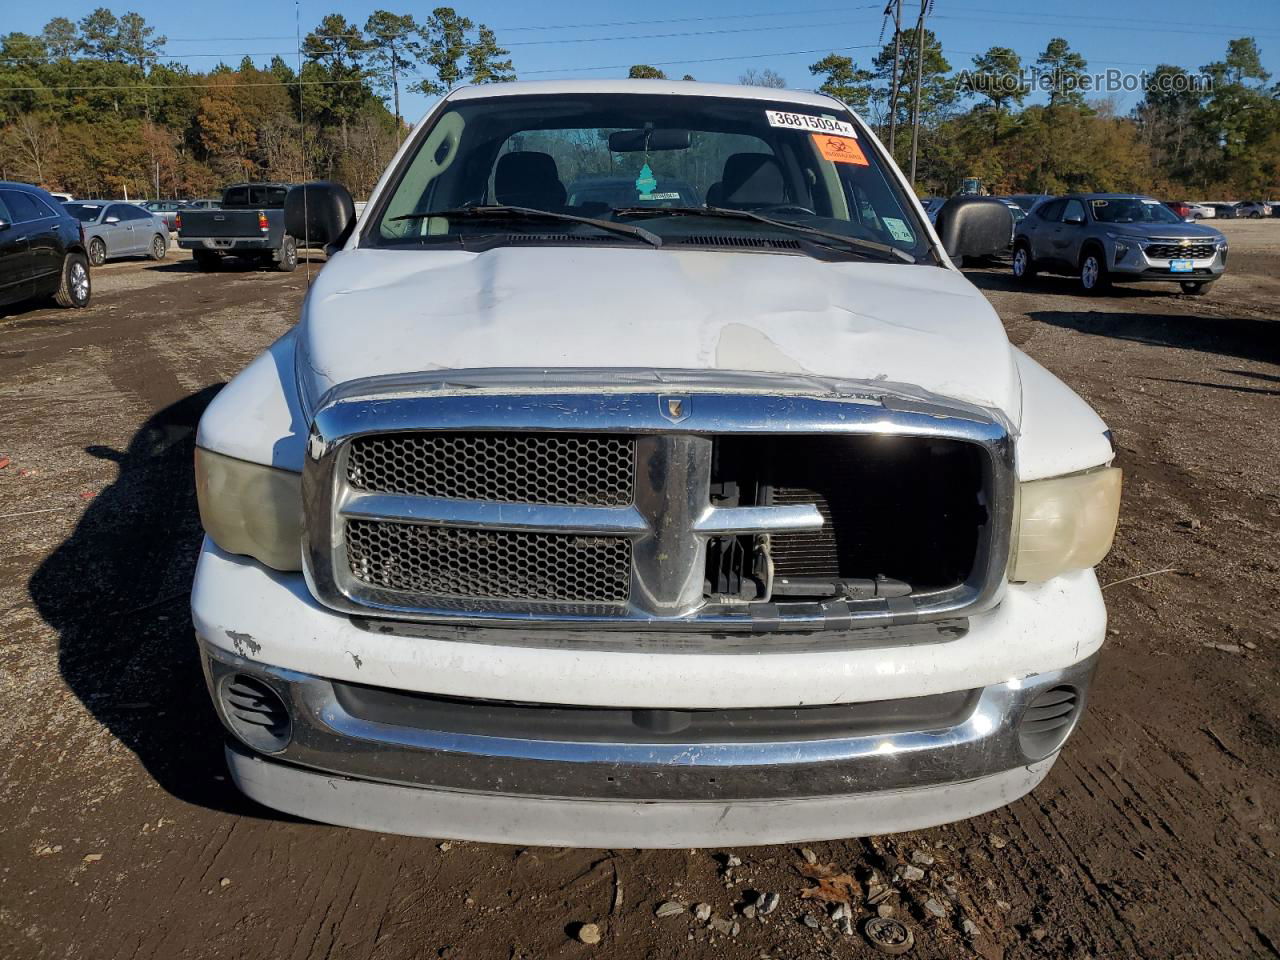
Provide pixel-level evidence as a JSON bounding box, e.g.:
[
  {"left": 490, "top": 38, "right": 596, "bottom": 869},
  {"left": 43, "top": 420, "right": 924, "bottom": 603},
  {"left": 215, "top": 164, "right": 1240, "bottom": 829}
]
[
  {"left": 220, "top": 673, "right": 292, "bottom": 754},
  {"left": 1018, "top": 684, "right": 1081, "bottom": 761}
]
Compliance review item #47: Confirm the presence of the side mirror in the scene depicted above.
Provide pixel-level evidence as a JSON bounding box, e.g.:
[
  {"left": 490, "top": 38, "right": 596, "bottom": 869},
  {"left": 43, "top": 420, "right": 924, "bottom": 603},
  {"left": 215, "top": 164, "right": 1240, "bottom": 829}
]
[
  {"left": 934, "top": 197, "right": 1014, "bottom": 261},
  {"left": 105, "top": 216, "right": 120, "bottom": 224},
  {"left": 0, "top": 218, "right": 9, "bottom": 231},
  {"left": 285, "top": 181, "right": 355, "bottom": 253}
]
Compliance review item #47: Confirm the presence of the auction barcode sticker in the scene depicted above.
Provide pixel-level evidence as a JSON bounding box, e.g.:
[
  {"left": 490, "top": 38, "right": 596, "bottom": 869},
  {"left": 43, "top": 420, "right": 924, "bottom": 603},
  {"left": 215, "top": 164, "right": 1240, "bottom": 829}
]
[{"left": 765, "top": 110, "right": 857, "bottom": 137}]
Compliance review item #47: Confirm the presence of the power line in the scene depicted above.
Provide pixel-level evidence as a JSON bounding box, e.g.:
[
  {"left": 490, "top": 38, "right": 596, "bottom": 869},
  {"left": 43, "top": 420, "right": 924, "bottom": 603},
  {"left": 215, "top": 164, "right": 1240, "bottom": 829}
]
[
  {"left": 504, "top": 19, "right": 884, "bottom": 47},
  {"left": 149, "top": 6, "right": 886, "bottom": 42},
  {"left": 520, "top": 43, "right": 883, "bottom": 75},
  {"left": 0, "top": 14, "right": 892, "bottom": 65},
  {"left": 932, "top": 13, "right": 1280, "bottom": 41},
  {"left": 941, "top": 4, "right": 1276, "bottom": 34},
  {"left": 0, "top": 77, "right": 370, "bottom": 94}
]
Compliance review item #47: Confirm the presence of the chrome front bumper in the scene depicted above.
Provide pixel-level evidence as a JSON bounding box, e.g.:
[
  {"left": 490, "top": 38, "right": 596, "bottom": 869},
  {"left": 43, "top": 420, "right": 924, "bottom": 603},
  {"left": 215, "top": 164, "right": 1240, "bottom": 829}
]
[
  {"left": 1111, "top": 247, "right": 1225, "bottom": 279},
  {"left": 202, "top": 642, "right": 1096, "bottom": 806}
]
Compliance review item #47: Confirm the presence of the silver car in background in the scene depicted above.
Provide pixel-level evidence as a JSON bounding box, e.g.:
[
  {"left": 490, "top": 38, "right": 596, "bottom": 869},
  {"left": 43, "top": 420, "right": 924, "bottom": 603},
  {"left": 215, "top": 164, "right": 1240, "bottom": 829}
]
[
  {"left": 140, "top": 200, "right": 186, "bottom": 231},
  {"left": 64, "top": 201, "right": 169, "bottom": 265},
  {"left": 1013, "top": 193, "right": 1226, "bottom": 295}
]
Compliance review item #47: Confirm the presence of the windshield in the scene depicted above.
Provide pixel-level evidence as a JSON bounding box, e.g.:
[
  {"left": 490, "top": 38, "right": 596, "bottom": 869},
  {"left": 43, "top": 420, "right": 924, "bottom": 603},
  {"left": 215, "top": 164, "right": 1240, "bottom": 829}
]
[
  {"left": 64, "top": 203, "right": 104, "bottom": 222},
  {"left": 1090, "top": 197, "right": 1183, "bottom": 225},
  {"left": 369, "top": 93, "right": 929, "bottom": 260}
]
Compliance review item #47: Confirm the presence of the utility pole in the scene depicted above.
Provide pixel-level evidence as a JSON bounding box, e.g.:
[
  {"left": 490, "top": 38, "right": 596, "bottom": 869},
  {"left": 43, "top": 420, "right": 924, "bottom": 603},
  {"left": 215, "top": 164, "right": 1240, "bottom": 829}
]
[
  {"left": 908, "top": 0, "right": 928, "bottom": 185},
  {"left": 887, "top": 0, "right": 902, "bottom": 156},
  {"left": 389, "top": 36, "right": 402, "bottom": 134}
]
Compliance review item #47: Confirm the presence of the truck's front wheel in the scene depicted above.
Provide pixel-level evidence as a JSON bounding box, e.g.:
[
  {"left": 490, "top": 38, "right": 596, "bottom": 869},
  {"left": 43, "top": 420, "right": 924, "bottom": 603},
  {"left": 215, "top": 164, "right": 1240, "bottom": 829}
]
[
  {"left": 1011, "top": 242, "right": 1036, "bottom": 282},
  {"left": 1079, "top": 249, "right": 1110, "bottom": 294},
  {"left": 276, "top": 235, "right": 298, "bottom": 273}
]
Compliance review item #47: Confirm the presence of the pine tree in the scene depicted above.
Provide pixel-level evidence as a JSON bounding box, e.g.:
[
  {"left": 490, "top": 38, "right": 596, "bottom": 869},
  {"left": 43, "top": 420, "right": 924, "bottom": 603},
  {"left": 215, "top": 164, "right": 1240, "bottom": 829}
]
[
  {"left": 467, "top": 27, "right": 515, "bottom": 84},
  {"left": 1036, "top": 38, "right": 1088, "bottom": 108},
  {"left": 417, "top": 8, "right": 475, "bottom": 95}
]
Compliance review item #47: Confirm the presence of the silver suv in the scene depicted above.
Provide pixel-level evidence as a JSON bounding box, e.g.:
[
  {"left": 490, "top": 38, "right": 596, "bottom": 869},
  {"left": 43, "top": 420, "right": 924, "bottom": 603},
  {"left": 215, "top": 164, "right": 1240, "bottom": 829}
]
[{"left": 1012, "top": 193, "right": 1227, "bottom": 295}]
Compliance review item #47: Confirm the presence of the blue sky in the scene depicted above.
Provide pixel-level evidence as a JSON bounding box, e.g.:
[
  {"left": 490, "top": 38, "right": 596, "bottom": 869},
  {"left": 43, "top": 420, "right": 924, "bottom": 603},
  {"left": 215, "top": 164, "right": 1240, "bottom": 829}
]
[{"left": 9, "top": 0, "right": 1280, "bottom": 121}]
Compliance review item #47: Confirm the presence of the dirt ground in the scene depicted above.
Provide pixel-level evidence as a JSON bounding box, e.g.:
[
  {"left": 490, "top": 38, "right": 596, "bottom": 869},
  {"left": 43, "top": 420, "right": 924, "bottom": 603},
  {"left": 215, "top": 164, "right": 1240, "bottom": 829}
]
[{"left": 1, "top": 223, "right": 1277, "bottom": 960}]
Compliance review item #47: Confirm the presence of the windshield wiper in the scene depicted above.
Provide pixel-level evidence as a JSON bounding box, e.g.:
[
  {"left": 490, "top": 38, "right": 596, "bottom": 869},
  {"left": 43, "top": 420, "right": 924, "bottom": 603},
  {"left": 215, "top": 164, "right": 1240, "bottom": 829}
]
[
  {"left": 614, "top": 205, "right": 914, "bottom": 262},
  {"left": 390, "top": 205, "right": 662, "bottom": 247}
]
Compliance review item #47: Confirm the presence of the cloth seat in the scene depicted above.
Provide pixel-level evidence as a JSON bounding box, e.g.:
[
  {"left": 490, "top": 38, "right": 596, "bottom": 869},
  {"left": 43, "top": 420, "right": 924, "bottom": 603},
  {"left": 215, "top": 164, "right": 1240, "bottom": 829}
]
[{"left": 494, "top": 151, "right": 567, "bottom": 210}]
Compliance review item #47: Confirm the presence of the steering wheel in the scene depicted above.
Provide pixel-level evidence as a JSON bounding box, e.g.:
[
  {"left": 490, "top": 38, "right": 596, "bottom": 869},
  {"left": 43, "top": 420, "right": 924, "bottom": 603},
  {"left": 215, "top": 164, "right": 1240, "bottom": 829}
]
[{"left": 756, "top": 203, "right": 817, "bottom": 217}]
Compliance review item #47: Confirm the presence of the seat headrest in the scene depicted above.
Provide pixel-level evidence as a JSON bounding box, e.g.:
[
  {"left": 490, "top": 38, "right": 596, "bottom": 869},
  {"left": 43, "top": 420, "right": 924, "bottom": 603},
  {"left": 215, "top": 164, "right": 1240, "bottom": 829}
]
[
  {"left": 720, "top": 154, "right": 785, "bottom": 208},
  {"left": 494, "top": 151, "right": 566, "bottom": 209}
]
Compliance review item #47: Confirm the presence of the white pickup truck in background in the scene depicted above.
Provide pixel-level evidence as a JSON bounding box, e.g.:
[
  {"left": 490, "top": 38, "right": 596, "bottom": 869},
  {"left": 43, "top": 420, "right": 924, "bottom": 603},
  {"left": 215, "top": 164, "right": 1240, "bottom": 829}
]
[{"left": 191, "top": 79, "right": 1121, "bottom": 847}]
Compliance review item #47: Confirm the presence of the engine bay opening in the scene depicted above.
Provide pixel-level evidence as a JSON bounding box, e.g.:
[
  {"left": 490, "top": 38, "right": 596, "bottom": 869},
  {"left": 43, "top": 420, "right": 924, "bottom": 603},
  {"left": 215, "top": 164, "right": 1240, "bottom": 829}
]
[{"left": 706, "top": 434, "right": 989, "bottom": 603}]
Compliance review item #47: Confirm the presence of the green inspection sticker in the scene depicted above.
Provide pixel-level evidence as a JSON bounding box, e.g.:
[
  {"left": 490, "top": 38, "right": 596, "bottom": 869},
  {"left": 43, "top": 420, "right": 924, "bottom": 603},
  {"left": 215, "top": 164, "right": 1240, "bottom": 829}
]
[{"left": 883, "top": 217, "right": 914, "bottom": 243}]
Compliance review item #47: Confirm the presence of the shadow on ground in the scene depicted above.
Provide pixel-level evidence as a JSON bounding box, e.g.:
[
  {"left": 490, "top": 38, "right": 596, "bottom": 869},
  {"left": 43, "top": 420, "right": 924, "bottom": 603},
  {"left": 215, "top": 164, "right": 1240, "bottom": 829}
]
[
  {"left": 28, "top": 385, "right": 274, "bottom": 816},
  {"left": 142, "top": 252, "right": 327, "bottom": 275},
  {"left": 1027, "top": 309, "right": 1279, "bottom": 366},
  {"left": 963, "top": 268, "right": 1197, "bottom": 299}
]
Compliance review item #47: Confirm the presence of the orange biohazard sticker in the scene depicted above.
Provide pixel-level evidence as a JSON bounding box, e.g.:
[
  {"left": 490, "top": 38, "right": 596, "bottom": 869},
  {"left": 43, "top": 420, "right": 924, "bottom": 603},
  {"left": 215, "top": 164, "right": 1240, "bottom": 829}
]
[{"left": 812, "top": 133, "right": 868, "bottom": 166}]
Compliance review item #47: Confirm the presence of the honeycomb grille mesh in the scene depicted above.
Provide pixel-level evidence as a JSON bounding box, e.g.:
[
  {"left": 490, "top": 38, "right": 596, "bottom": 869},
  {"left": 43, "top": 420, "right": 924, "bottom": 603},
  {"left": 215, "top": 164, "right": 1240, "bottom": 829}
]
[
  {"left": 346, "top": 432, "right": 635, "bottom": 506},
  {"left": 345, "top": 520, "right": 632, "bottom": 604}
]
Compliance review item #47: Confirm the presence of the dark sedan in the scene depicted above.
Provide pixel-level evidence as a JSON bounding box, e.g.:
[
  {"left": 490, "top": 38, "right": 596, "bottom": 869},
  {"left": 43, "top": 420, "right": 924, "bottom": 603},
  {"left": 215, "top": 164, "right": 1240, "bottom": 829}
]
[{"left": 0, "top": 182, "right": 91, "bottom": 310}]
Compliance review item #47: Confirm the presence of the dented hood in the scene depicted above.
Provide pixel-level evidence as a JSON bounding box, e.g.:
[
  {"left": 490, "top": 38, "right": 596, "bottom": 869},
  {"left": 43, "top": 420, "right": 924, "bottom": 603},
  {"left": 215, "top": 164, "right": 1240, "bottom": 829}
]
[{"left": 298, "top": 246, "right": 1018, "bottom": 413}]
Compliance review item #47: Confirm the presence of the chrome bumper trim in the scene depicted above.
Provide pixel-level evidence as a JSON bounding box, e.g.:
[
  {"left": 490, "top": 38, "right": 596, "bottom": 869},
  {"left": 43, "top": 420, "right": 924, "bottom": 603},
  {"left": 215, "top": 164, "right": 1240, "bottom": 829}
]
[{"left": 204, "top": 642, "right": 1095, "bottom": 803}]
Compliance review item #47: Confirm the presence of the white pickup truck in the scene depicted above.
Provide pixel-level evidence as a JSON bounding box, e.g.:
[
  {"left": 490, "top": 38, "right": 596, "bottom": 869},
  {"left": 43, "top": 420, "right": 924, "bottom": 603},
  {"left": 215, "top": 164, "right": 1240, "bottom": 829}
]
[{"left": 192, "top": 80, "right": 1121, "bottom": 847}]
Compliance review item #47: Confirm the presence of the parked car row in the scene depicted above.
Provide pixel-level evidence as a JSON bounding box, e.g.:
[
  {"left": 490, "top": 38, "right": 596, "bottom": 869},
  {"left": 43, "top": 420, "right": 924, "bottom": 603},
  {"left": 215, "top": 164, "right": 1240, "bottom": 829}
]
[
  {"left": 1169, "top": 199, "right": 1274, "bottom": 220},
  {"left": 32, "top": 193, "right": 223, "bottom": 224}
]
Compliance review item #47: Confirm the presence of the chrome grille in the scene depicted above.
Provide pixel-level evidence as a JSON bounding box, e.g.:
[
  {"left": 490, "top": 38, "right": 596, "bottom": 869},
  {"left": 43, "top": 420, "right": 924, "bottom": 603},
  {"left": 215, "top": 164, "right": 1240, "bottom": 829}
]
[
  {"left": 345, "top": 519, "right": 632, "bottom": 604},
  {"left": 304, "top": 381, "right": 1015, "bottom": 628},
  {"left": 1144, "top": 242, "right": 1215, "bottom": 260},
  {"left": 346, "top": 432, "right": 635, "bottom": 506}
]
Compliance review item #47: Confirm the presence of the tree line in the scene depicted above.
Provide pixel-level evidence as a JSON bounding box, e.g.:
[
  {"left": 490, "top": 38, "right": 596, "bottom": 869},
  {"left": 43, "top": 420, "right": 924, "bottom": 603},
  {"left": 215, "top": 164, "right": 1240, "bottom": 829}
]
[
  {"left": 0, "top": 7, "right": 1276, "bottom": 201},
  {"left": 805, "top": 33, "right": 1279, "bottom": 198},
  {"left": 633, "top": 35, "right": 1278, "bottom": 198},
  {"left": 0, "top": 6, "right": 513, "bottom": 199}
]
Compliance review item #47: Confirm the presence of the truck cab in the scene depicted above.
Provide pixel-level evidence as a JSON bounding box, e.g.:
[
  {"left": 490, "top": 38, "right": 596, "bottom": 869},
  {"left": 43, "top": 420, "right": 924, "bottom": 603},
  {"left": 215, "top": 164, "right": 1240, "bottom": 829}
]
[{"left": 191, "top": 80, "right": 1121, "bottom": 847}]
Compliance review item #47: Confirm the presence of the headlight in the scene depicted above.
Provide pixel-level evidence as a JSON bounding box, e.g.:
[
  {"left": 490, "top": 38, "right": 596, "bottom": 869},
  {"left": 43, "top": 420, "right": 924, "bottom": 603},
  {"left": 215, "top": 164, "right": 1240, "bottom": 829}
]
[
  {"left": 1011, "top": 467, "right": 1122, "bottom": 582},
  {"left": 195, "top": 448, "right": 303, "bottom": 571},
  {"left": 1112, "top": 240, "right": 1131, "bottom": 260}
]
